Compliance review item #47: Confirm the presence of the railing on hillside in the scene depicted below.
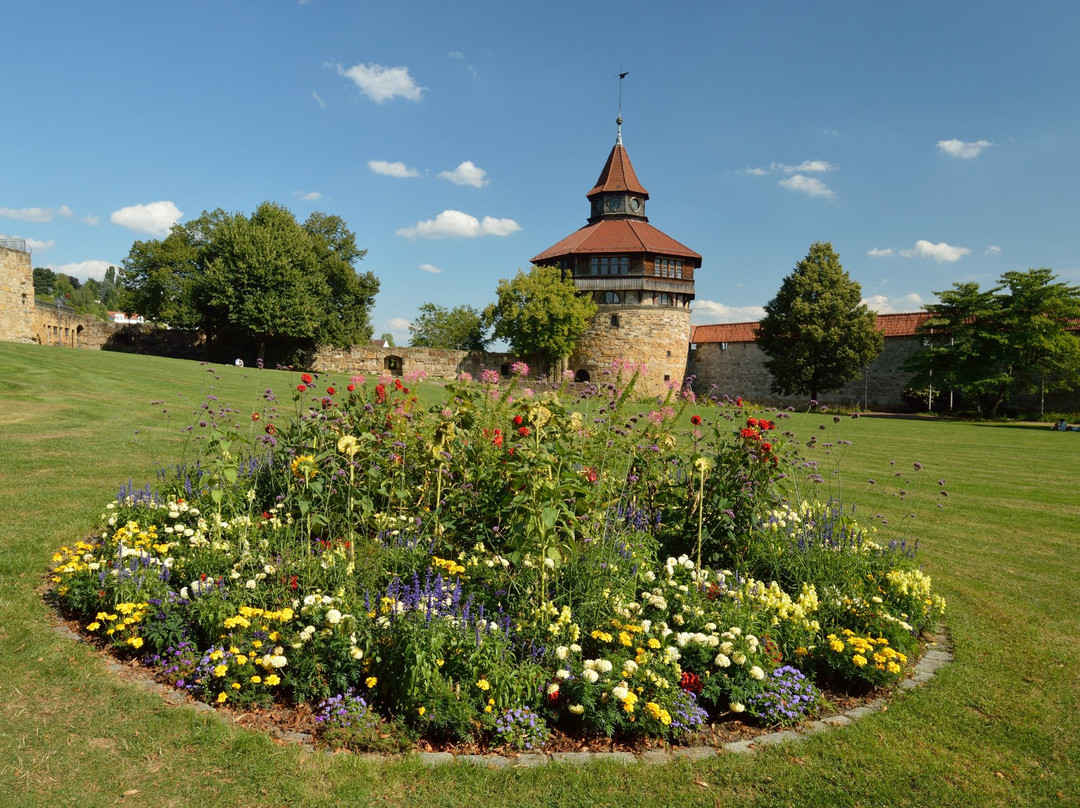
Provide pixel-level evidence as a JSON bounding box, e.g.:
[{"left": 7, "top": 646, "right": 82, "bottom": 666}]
[{"left": 0, "top": 234, "right": 29, "bottom": 253}]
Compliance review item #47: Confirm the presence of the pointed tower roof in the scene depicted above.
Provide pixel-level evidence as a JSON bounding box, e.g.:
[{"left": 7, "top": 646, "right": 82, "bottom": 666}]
[{"left": 586, "top": 140, "right": 649, "bottom": 200}]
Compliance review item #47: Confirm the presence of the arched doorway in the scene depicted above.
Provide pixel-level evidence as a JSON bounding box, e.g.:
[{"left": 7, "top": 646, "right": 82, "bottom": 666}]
[{"left": 384, "top": 355, "right": 403, "bottom": 376}]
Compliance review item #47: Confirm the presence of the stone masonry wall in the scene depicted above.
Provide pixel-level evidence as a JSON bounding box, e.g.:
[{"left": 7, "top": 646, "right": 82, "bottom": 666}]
[
  {"left": 312, "top": 344, "right": 515, "bottom": 381},
  {"left": 571, "top": 305, "right": 691, "bottom": 396},
  {"left": 0, "top": 245, "right": 35, "bottom": 344},
  {"left": 689, "top": 336, "right": 925, "bottom": 410},
  {"left": 31, "top": 303, "right": 114, "bottom": 349}
]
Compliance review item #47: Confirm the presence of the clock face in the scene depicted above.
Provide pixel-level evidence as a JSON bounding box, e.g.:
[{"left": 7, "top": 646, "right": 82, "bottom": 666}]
[
  {"left": 629, "top": 197, "right": 640, "bottom": 212},
  {"left": 607, "top": 196, "right": 623, "bottom": 212}
]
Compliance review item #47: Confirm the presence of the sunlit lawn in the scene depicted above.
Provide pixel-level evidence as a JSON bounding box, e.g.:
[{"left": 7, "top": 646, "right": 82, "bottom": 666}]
[{"left": 0, "top": 341, "right": 1077, "bottom": 807}]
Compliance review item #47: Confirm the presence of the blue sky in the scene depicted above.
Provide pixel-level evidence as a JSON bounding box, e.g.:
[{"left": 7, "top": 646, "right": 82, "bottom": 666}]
[{"left": 3, "top": 1, "right": 1080, "bottom": 345}]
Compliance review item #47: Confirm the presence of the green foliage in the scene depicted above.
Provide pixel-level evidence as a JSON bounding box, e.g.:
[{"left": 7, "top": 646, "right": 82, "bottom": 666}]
[
  {"left": 120, "top": 202, "right": 379, "bottom": 364},
  {"left": 757, "top": 242, "right": 884, "bottom": 400},
  {"left": 904, "top": 269, "right": 1080, "bottom": 415},
  {"left": 409, "top": 302, "right": 489, "bottom": 351},
  {"left": 485, "top": 265, "right": 598, "bottom": 373}
]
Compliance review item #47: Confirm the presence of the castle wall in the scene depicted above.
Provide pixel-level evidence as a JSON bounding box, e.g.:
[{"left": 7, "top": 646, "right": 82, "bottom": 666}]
[
  {"left": 311, "top": 344, "right": 515, "bottom": 381},
  {"left": 689, "top": 336, "right": 925, "bottom": 409},
  {"left": 571, "top": 305, "right": 691, "bottom": 396},
  {"left": 0, "top": 245, "right": 36, "bottom": 344},
  {"left": 30, "top": 303, "right": 114, "bottom": 349}
]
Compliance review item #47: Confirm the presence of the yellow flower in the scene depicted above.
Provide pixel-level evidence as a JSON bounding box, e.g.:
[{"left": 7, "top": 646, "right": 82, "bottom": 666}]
[
  {"left": 264, "top": 674, "right": 280, "bottom": 686},
  {"left": 213, "top": 664, "right": 228, "bottom": 677},
  {"left": 618, "top": 631, "right": 632, "bottom": 647},
  {"left": 418, "top": 706, "right": 426, "bottom": 716},
  {"left": 128, "top": 637, "right": 144, "bottom": 649},
  {"left": 476, "top": 678, "right": 490, "bottom": 691},
  {"left": 217, "top": 692, "right": 228, "bottom": 704},
  {"left": 250, "top": 675, "right": 262, "bottom": 684},
  {"left": 231, "top": 682, "right": 242, "bottom": 690},
  {"left": 366, "top": 676, "right": 378, "bottom": 688},
  {"left": 852, "top": 654, "right": 867, "bottom": 667},
  {"left": 484, "top": 705, "right": 492, "bottom": 713},
  {"left": 86, "top": 622, "right": 101, "bottom": 632}
]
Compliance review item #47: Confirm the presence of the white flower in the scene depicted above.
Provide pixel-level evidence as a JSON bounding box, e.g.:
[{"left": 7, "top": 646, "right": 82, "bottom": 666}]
[
  {"left": 730, "top": 702, "right": 745, "bottom": 713},
  {"left": 349, "top": 646, "right": 363, "bottom": 660},
  {"left": 570, "top": 643, "right": 581, "bottom": 653},
  {"left": 556, "top": 646, "right": 569, "bottom": 660},
  {"left": 582, "top": 668, "right": 600, "bottom": 683},
  {"left": 569, "top": 704, "right": 585, "bottom": 715},
  {"left": 325, "top": 609, "right": 342, "bottom": 625},
  {"left": 596, "top": 659, "right": 613, "bottom": 673},
  {"left": 547, "top": 683, "right": 560, "bottom": 696},
  {"left": 720, "top": 641, "right": 734, "bottom": 655},
  {"left": 732, "top": 652, "right": 746, "bottom": 666},
  {"left": 750, "top": 666, "right": 765, "bottom": 680},
  {"left": 611, "top": 685, "right": 629, "bottom": 701},
  {"left": 245, "top": 579, "right": 257, "bottom": 590},
  {"left": 623, "top": 660, "right": 638, "bottom": 674},
  {"left": 714, "top": 653, "right": 731, "bottom": 668}
]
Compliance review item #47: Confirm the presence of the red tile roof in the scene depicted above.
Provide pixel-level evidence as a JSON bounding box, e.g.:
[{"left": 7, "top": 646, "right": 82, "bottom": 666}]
[
  {"left": 587, "top": 143, "right": 648, "bottom": 198},
  {"left": 532, "top": 219, "right": 701, "bottom": 263},
  {"left": 691, "top": 312, "right": 933, "bottom": 344}
]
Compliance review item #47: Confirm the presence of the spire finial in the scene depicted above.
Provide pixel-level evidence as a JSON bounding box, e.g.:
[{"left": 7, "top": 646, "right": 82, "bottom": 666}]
[{"left": 617, "top": 71, "right": 629, "bottom": 145}]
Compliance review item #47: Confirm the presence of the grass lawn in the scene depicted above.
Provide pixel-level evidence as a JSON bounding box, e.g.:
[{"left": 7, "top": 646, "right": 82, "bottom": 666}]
[{"left": 0, "top": 341, "right": 1077, "bottom": 807}]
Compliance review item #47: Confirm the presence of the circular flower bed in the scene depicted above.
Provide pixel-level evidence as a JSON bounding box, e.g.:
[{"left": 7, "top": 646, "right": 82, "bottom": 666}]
[{"left": 50, "top": 364, "right": 945, "bottom": 751}]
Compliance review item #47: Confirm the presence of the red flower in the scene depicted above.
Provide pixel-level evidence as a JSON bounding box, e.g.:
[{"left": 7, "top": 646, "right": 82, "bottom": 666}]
[
  {"left": 690, "top": 415, "right": 702, "bottom": 426},
  {"left": 761, "top": 442, "right": 772, "bottom": 453},
  {"left": 746, "top": 417, "right": 758, "bottom": 427},
  {"left": 394, "top": 379, "right": 403, "bottom": 391},
  {"left": 265, "top": 423, "right": 277, "bottom": 435},
  {"left": 251, "top": 412, "right": 261, "bottom": 421},
  {"left": 297, "top": 384, "right": 307, "bottom": 392},
  {"left": 327, "top": 386, "right": 336, "bottom": 395},
  {"left": 491, "top": 428, "right": 503, "bottom": 448},
  {"left": 375, "top": 384, "right": 386, "bottom": 403},
  {"left": 735, "top": 397, "right": 743, "bottom": 407},
  {"left": 679, "top": 671, "right": 703, "bottom": 694},
  {"left": 512, "top": 415, "right": 524, "bottom": 426},
  {"left": 518, "top": 427, "right": 530, "bottom": 437},
  {"left": 289, "top": 575, "right": 299, "bottom": 591},
  {"left": 347, "top": 384, "right": 355, "bottom": 392},
  {"left": 301, "top": 373, "right": 313, "bottom": 385}
]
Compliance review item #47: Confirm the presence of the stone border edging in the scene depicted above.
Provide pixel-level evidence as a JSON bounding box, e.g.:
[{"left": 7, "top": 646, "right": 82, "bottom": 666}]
[{"left": 52, "top": 617, "right": 952, "bottom": 766}]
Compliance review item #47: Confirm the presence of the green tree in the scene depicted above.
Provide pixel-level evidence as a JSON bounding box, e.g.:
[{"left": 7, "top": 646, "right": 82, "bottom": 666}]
[
  {"left": 409, "top": 303, "right": 489, "bottom": 351},
  {"left": 485, "top": 266, "right": 597, "bottom": 375},
  {"left": 756, "top": 242, "right": 883, "bottom": 401},
  {"left": 904, "top": 269, "right": 1080, "bottom": 415},
  {"left": 380, "top": 332, "right": 396, "bottom": 347},
  {"left": 120, "top": 202, "right": 379, "bottom": 364}
]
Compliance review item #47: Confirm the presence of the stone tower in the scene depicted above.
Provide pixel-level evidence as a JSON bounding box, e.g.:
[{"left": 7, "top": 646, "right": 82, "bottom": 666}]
[
  {"left": 531, "top": 119, "right": 700, "bottom": 394},
  {"left": 0, "top": 237, "right": 35, "bottom": 344}
]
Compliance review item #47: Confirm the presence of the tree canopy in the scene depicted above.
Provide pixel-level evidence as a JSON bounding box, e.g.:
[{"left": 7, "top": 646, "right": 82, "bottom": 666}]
[
  {"left": 120, "top": 202, "right": 379, "bottom": 365},
  {"left": 485, "top": 265, "right": 597, "bottom": 375},
  {"left": 756, "top": 241, "right": 883, "bottom": 401},
  {"left": 903, "top": 268, "right": 1080, "bottom": 415},
  {"left": 409, "top": 302, "right": 489, "bottom": 351}
]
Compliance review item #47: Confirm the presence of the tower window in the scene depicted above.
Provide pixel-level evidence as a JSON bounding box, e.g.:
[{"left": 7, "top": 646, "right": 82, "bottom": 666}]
[
  {"left": 590, "top": 256, "right": 629, "bottom": 275},
  {"left": 610, "top": 314, "right": 620, "bottom": 327},
  {"left": 655, "top": 257, "right": 684, "bottom": 278},
  {"left": 657, "top": 293, "right": 671, "bottom": 306},
  {"left": 600, "top": 291, "right": 621, "bottom": 304}
]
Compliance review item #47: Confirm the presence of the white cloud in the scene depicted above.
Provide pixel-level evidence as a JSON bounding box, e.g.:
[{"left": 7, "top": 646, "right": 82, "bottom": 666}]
[
  {"left": 448, "top": 51, "right": 464, "bottom": 59},
  {"left": 438, "top": 161, "right": 488, "bottom": 188},
  {"left": 396, "top": 210, "right": 520, "bottom": 239},
  {"left": 385, "top": 317, "right": 412, "bottom": 344},
  {"left": 771, "top": 160, "right": 834, "bottom": 174},
  {"left": 867, "top": 247, "right": 894, "bottom": 258},
  {"left": 0, "top": 205, "right": 72, "bottom": 223},
  {"left": 985, "top": 244, "right": 1002, "bottom": 255},
  {"left": 83, "top": 214, "right": 100, "bottom": 225},
  {"left": 368, "top": 160, "right": 420, "bottom": 178},
  {"left": 862, "top": 293, "right": 925, "bottom": 314},
  {"left": 336, "top": 63, "right": 424, "bottom": 103},
  {"left": 899, "top": 240, "right": 971, "bottom": 262},
  {"left": 691, "top": 300, "right": 766, "bottom": 325},
  {"left": 779, "top": 174, "right": 835, "bottom": 199},
  {"left": 26, "top": 238, "right": 55, "bottom": 251},
  {"left": 296, "top": 191, "right": 322, "bottom": 201},
  {"left": 418, "top": 263, "right": 442, "bottom": 274},
  {"left": 48, "top": 259, "right": 116, "bottom": 282},
  {"left": 312, "top": 91, "right": 326, "bottom": 108},
  {"left": 110, "top": 201, "right": 183, "bottom": 236},
  {"left": 743, "top": 167, "right": 769, "bottom": 176},
  {"left": 937, "top": 138, "right": 993, "bottom": 159}
]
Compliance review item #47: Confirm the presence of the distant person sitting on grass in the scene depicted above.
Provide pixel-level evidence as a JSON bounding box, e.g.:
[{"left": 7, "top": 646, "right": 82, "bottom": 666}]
[{"left": 1054, "top": 419, "right": 1071, "bottom": 431}]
